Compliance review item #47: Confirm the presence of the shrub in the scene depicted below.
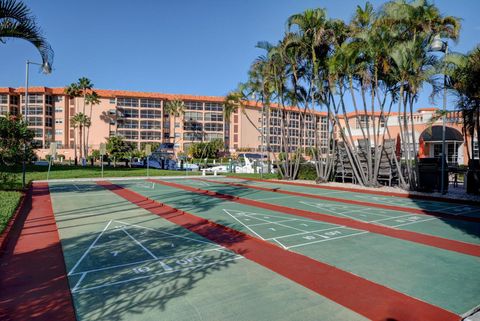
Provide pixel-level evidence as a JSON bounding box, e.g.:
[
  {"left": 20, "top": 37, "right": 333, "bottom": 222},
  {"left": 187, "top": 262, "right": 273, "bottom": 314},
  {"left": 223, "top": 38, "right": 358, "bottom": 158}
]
[{"left": 296, "top": 163, "right": 317, "bottom": 180}]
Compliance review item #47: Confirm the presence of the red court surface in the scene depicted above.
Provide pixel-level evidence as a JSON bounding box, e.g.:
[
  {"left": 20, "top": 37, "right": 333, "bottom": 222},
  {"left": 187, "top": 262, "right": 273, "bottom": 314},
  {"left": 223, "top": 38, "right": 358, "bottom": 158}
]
[{"left": 0, "top": 183, "right": 76, "bottom": 321}]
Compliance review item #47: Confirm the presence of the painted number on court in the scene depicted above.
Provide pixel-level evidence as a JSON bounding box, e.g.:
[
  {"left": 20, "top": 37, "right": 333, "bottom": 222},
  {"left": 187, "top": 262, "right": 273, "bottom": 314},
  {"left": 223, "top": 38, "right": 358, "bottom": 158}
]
[
  {"left": 176, "top": 256, "right": 203, "bottom": 266},
  {"left": 133, "top": 266, "right": 151, "bottom": 274}
]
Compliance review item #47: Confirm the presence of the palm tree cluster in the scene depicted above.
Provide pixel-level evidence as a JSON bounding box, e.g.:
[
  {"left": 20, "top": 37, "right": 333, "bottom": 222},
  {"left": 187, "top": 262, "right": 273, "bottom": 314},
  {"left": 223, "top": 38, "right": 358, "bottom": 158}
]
[
  {"left": 225, "top": 0, "right": 468, "bottom": 190},
  {"left": 65, "top": 77, "right": 100, "bottom": 164}
]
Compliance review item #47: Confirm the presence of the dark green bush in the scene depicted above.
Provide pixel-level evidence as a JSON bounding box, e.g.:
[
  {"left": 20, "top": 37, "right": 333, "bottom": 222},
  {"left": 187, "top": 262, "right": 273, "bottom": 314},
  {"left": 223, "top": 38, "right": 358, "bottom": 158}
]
[{"left": 296, "top": 163, "right": 317, "bottom": 180}]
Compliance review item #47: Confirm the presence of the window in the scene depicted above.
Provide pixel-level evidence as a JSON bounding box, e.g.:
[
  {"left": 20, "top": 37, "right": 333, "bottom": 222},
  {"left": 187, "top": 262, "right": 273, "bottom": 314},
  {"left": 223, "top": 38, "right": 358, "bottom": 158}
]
[
  {"left": 184, "top": 111, "right": 203, "bottom": 121},
  {"left": 55, "top": 106, "right": 63, "bottom": 113},
  {"left": 140, "top": 120, "right": 161, "bottom": 129},
  {"left": 204, "top": 123, "right": 223, "bottom": 131},
  {"left": 22, "top": 94, "right": 43, "bottom": 104},
  {"left": 117, "top": 97, "right": 138, "bottom": 107},
  {"left": 55, "top": 118, "right": 63, "bottom": 124},
  {"left": 140, "top": 99, "right": 161, "bottom": 108},
  {"left": 118, "top": 119, "right": 138, "bottom": 129},
  {"left": 45, "top": 95, "right": 53, "bottom": 105},
  {"left": 22, "top": 106, "right": 43, "bottom": 115},
  {"left": 109, "top": 98, "right": 116, "bottom": 104},
  {"left": 140, "top": 131, "right": 162, "bottom": 140},
  {"left": 205, "top": 133, "right": 223, "bottom": 140},
  {"left": 184, "top": 121, "right": 202, "bottom": 131},
  {"left": 0, "top": 106, "right": 7, "bottom": 115},
  {"left": 140, "top": 109, "right": 161, "bottom": 119},
  {"left": 184, "top": 101, "right": 203, "bottom": 111},
  {"left": 0, "top": 95, "right": 7, "bottom": 104},
  {"left": 55, "top": 96, "right": 63, "bottom": 102},
  {"left": 204, "top": 112, "right": 223, "bottom": 122},
  {"left": 27, "top": 116, "right": 42, "bottom": 126},
  {"left": 474, "top": 141, "right": 479, "bottom": 159},
  {"left": 55, "top": 129, "right": 63, "bottom": 136},
  {"left": 45, "top": 118, "right": 53, "bottom": 127},
  {"left": 33, "top": 128, "right": 43, "bottom": 137},
  {"left": 183, "top": 132, "right": 203, "bottom": 141},
  {"left": 204, "top": 102, "right": 222, "bottom": 111},
  {"left": 10, "top": 96, "right": 19, "bottom": 105},
  {"left": 121, "top": 108, "right": 139, "bottom": 118},
  {"left": 46, "top": 106, "right": 53, "bottom": 116},
  {"left": 356, "top": 115, "right": 370, "bottom": 129},
  {"left": 118, "top": 130, "right": 138, "bottom": 140}
]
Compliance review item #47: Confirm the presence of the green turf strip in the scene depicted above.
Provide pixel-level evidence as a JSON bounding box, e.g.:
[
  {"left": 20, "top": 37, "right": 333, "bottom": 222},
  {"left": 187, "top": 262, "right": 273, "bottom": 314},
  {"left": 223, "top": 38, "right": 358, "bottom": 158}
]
[
  {"left": 0, "top": 190, "right": 22, "bottom": 234},
  {"left": 216, "top": 177, "right": 480, "bottom": 217},
  {"left": 114, "top": 179, "right": 480, "bottom": 315},
  {"left": 168, "top": 178, "right": 480, "bottom": 245},
  {"left": 48, "top": 182, "right": 368, "bottom": 321}
]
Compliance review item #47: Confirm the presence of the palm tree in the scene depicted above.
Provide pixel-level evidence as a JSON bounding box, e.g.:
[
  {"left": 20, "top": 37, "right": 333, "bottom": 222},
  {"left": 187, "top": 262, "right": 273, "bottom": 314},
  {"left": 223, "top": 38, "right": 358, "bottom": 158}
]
[
  {"left": 85, "top": 91, "right": 100, "bottom": 157},
  {"left": 64, "top": 83, "right": 81, "bottom": 164},
  {"left": 71, "top": 113, "right": 91, "bottom": 162},
  {"left": 0, "top": 0, "right": 54, "bottom": 68},
  {"left": 164, "top": 98, "right": 185, "bottom": 154}
]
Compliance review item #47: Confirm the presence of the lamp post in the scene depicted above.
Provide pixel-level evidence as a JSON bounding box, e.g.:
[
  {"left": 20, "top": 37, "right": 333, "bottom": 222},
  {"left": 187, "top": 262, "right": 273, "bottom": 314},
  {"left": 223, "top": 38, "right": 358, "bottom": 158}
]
[
  {"left": 429, "top": 35, "right": 448, "bottom": 194},
  {"left": 22, "top": 60, "right": 52, "bottom": 188}
]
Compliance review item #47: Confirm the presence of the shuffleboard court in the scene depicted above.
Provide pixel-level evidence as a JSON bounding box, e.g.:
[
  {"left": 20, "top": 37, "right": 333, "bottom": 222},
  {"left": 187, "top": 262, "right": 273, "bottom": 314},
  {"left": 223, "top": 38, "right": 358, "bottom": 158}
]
[
  {"left": 47, "top": 181, "right": 370, "bottom": 321},
  {"left": 207, "top": 177, "right": 480, "bottom": 218},
  {"left": 111, "top": 178, "right": 480, "bottom": 317},
  {"left": 163, "top": 177, "right": 480, "bottom": 245}
]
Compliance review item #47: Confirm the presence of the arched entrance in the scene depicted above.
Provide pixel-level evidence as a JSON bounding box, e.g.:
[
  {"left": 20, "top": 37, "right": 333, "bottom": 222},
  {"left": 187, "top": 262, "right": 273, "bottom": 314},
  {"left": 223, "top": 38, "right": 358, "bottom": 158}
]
[{"left": 419, "top": 126, "right": 463, "bottom": 164}]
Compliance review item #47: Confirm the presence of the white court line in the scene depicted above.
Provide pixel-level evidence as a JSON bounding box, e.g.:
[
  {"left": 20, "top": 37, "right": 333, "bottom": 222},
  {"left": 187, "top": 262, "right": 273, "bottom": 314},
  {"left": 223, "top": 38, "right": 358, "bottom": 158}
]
[
  {"left": 272, "top": 238, "right": 288, "bottom": 249},
  {"left": 72, "top": 256, "right": 243, "bottom": 293},
  {"left": 69, "top": 248, "right": 223, "bottom": 276},
  {"left": 390, "top": 217, "right": 437, "bottom": 228},
  {"left": 241, "top": 213, "right": 310, "bottom": 233},
  {"left": 248, "top": 218, "right": 297, "bottom": 227},
  {"left": 255, "top": 195, "right": 297, "bottom": 202},
  {"left": 71, "top": 273, "right": 87, "bottom": 292},
  {"left": 115, "top": 220, "right": 217, "bottom": 246},
  {"left": 266, "top": 226, "right": 347, "bottom": 241},
  {"left": 287, "top": 231, "right": 369, "bottom": 249},
  {"left": 68, "top": 220, "right": 113, "bottom": 276},
  {"left": 122, "top": 228, "right": 158, "bottom": 259},
  {"left": 224, "top": 210, "right": 266, "bottom": 240}
]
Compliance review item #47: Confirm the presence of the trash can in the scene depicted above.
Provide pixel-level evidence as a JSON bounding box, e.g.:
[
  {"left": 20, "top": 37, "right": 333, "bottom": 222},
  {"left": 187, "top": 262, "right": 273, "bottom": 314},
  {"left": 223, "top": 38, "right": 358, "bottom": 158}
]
[{"left": 418, "top": 158, "right": 448, "bottom": 192}]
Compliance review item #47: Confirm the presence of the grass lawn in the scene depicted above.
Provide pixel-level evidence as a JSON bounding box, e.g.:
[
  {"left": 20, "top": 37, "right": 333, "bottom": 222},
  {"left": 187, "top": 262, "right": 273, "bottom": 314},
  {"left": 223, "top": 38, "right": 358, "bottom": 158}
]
[
  {"left": 0, "top": 191, "right": 22, "bottom": 234},
  {"left": 0, "top": 164, "right": 201, "bottom": 190}
]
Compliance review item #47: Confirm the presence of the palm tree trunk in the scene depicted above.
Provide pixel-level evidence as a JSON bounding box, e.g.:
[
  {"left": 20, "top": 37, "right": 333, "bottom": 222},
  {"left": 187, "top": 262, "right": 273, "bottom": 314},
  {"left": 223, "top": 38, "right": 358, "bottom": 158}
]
[{"left": 79, "top": 125, "right": 83, "bottom": 160}]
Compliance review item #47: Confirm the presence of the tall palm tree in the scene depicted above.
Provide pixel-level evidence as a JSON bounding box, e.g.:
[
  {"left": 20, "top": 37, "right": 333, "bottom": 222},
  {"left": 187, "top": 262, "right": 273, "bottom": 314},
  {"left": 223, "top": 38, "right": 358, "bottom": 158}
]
[
  {"left": 64, "top": 83, "right": 81, "bottom": 163},
  {"left": 71, "top": 113, "right": 90, "bottom": 162},
  {"left": 1, "top": 0, "right": 54, "bottom": 68},
  {"left": 164, "top": 98, "right": 185, "bottom": 154},
  {"left": 85, "top": 91, "right": 100, "bottom": 157}
]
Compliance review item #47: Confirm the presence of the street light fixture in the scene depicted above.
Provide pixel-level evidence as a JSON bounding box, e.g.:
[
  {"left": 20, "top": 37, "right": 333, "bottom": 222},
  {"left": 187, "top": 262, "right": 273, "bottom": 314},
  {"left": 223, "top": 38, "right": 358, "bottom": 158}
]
[
  {"left": 429, "top": 35, "right": 448, "bottom": 194},
  {"left": 22, "top": 60, "right": 52, "bottom": 188}
]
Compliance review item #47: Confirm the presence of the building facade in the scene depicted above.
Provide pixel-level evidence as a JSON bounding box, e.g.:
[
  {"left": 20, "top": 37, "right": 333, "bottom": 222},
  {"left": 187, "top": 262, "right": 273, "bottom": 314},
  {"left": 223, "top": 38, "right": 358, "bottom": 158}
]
[{"left": 1, "top": 87, "right": 477, "bottom": 165}]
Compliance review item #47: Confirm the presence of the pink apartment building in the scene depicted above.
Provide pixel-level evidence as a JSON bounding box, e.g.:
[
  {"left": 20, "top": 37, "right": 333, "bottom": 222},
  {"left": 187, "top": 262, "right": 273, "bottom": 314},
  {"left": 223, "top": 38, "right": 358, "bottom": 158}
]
[{"left": 0, "top": 87, "right": 477, "bottom": 165}]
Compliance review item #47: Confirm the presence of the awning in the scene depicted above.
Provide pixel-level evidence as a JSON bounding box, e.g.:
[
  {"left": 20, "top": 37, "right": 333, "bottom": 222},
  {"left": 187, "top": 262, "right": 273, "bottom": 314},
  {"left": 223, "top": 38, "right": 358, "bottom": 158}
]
[{"left": 420, "top": 126, "right": 463, "bottom": 142}]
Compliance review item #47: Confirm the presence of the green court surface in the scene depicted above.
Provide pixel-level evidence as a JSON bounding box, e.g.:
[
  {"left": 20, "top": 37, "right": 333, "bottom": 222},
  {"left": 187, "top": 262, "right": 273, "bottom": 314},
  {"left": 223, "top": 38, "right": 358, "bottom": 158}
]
[
  {"left": 166, "top": 178, "right": 480, "bottom": 245},
  {"left": 48, "top": 182, "right": 369, "bottom": 321},
  {"left": 215, "top": 177, "right": 480, "bottom": 217},
  {"left": 112, "top": 179, "right": 480, "bottom": 316}
]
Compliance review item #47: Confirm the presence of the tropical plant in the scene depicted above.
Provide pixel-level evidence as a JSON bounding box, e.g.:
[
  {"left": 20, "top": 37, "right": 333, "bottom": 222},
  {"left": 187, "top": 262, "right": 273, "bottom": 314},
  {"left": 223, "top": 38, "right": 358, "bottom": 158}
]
[
  {"left": 164, "top": 98, "right": 185, "bottom": 153},
  {"left": 70, "top": 113, "right": 91, "bottom": 162},
  {"left": 0, "top": 114, "right": 34, "bottom": 166},
  {"left": 85, "top": 91, "right": 100, "bottom": 157},
  {"left": 106, "top": 135, "right": 133, "bottom": 167},
  {"left": 0, "top": 0, "right": 54, "bottom": 68}
]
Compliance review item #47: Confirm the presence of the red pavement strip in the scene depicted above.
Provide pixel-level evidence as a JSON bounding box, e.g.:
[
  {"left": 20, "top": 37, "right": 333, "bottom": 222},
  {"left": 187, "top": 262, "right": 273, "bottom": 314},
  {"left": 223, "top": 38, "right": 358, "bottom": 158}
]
[
  {"left": 149, "top": 179, "right": 480, "bottom": 258},
  {"left": 231, "top": 176, "right": 480, "bottom": 206},
  {"left": 97, "top": 180, "right": 461, "bottom": 321},
  {"left": 194, "top": 177, "right": 480, "bottom": 223},
  {"left": 0, "top": 183, "right": 76, "bottom": 321}
]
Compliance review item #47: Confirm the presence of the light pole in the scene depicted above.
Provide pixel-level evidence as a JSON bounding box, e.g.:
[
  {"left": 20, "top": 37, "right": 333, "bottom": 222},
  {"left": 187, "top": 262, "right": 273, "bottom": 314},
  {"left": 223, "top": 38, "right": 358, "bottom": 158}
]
[
  {"left": 429, "top": 35, "right": 448, "bottom": 194},
  {"left": 22, "top": 60, "right": 52, "bottom": 188}
]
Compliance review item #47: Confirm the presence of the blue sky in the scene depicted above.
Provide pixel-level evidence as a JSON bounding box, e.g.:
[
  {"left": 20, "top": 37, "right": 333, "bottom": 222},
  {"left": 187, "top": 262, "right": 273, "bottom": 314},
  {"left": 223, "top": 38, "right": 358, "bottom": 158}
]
[{"left": 1, "top": 0, "right": 479, "bottom": 109}]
